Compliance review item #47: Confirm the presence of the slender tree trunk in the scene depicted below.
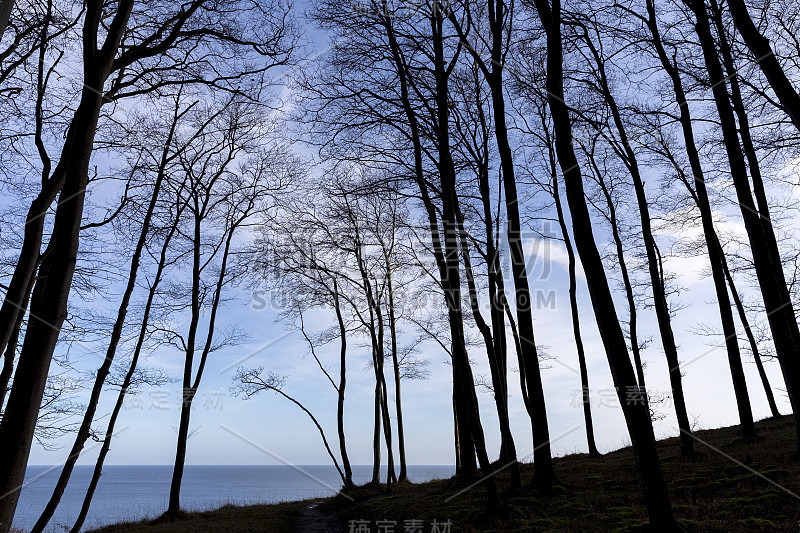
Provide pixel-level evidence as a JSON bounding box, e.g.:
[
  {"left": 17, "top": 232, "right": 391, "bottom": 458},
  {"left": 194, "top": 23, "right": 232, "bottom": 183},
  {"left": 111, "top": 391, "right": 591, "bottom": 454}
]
[
  {"left": 166, "top": 201, "right": 203, "bottom": 518},
  {"left": 589, "top": 153, "right": 648, "bottom": 396},
  {"left": 70, "top": 197, "right": 185, "bottom": 533},
  {"left": 456, "top": 69, "right": 519, "bottom": 475},
  {"left": 0, "top": 168, "right": 64, "bottom": 362},
  {"left": 641, "top": 0, "right": 758, "bottom": 443},
  {"left": 167, "top": 206, "right": 238, "bottom": 516},
  {"left": 168, "top": 399, "right": 193, "bottom": 516},
  {"left": 431, "top": 7, "right": 497, "bottom": 506},
  {"left": 533, "top": 0, "right": 677, "bottom": 526},
  {"left": 352, "top": 237, "right": 394, "bottom": 487},
  {"left": 332, "top": 284, "right": 354, "bottom": 487},
  {"left": 374, "top": 291, "right": 396, "bottom": 489},
  {"left": 581, "top": 36, "right": 695, "bottom": 454},
  {"left": 381, "top": 11, "right": 465, "bottom": 473},
  {"left": 31, "top": 98, "right": 180, "bottom": 533},
  {"left": 372, "top": 380, "right": 382, "bottom": 484},
  {"left": 458, "top": 208, "right": 521, "bottom": 486},
  {"left": 710, "top": 0, "right": 788, "bottom": 422},
  {"left": 168, "top": 183, "right": 241, "bottom": 516},
  {"left": 686, "top": 0, "right": 793, "bottom": 442},
  {"left": 475, "top": 0, "right": 556, "bottom": 489},
  {"left": 552, "top": 166, "right": 599, "bottom": 456},
  {"left": 385, "top": 269, "right": 407, "bottom": 482},
  {"left": 721, "top": 251, "right": 782, "bottom": 418},
  {"left": 0, "top": 259, "right": 38, "bottom": 408}
]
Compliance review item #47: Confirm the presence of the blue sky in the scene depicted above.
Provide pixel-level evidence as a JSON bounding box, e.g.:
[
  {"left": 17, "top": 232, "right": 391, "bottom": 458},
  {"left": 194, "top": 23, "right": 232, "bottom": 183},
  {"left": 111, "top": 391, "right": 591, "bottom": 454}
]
[
  {"left": 22, "top": 1, "right": 793, "bottom": 470},
  {"left": 27, "top": 212, "right": 789, "bottom": 468}
]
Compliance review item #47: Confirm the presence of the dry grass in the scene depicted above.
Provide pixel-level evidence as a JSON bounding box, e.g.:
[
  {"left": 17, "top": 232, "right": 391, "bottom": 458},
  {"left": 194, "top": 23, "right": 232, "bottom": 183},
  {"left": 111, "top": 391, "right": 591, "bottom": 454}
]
[
  {"left": 89, "top": 415, "right": 800, "bottom": 532},
  {"left": 88, "top": 500, "right": 310, "bottom": 533}
]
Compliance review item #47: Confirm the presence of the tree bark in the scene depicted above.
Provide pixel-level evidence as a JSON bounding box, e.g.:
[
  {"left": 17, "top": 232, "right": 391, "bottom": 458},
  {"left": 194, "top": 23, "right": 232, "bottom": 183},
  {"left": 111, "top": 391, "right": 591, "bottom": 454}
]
[
  {"left": 0, "top": 4, "right": 133, "bottom": 528},
  {"left": 710, "top": 0, "right": 789, "bottom": 422},
  {"left": 167, "top": 176, "right": 241, "bottom": 516},
  {"left": 458, "top": 205, "right": 521, "bottom": 486},
  {"left": 532, "top": 0, "right": 677, "bottom": 527},
  {"left": 0, "top": 257, "right": 38, "bottom": 408},
  {"left": 579, "top": 31, "right": 695, "bottom": 454},
  {"left": 378, "top": 9, "right": 480, "bottom": 481},
  {"left": 685, "top": 0, "right": 794, "bottom": 442},
  {"left": 640, "top": 0, "right": 759, "bottom": 443},
  {"left": 0, "top": 78, "right": 106, "bottom": 533},
  {"left": 385, "top": 267, "right": 407, "bottom": 482},
  {"left": 0, "top": 0, "right": 13, "bottom": 40},
  {"left": 725, "top": 0, "right": 800, "bottom": 132},
  {"left": 332, "top": 283, "right": 354, "bottom": 487},
  {"left": 430, "top": 6, "right": 497, "bottom": 506},
  {"left": 587, "top": 150, "right": 649, "bottom": 400},
  {"left": 721, "top": 249, "right": 782, "bottom": 418},
  {"left": 70, "top": 194, "right": 186, "bottom": 533}
]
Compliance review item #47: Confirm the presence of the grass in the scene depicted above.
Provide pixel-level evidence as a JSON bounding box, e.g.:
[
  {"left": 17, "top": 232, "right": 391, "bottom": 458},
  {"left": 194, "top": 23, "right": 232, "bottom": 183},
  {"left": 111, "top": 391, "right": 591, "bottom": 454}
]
[
  {"left": 87, "top": 500, "right": 311, "bottom": 532},
  {"left": 88, "top": 415, "right": 800, "bottom": 532}
]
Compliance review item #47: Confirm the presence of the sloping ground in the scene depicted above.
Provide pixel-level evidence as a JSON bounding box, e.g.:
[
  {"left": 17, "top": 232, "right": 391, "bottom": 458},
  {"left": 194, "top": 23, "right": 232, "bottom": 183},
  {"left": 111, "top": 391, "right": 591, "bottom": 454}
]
[{"left": 90, "top": 416, "right": 800, "bottom": 532}]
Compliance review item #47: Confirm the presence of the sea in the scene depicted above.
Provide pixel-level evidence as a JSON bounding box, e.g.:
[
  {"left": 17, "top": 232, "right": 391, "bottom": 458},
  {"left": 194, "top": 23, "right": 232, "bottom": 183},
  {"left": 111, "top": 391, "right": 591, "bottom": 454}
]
[{"left": 13, "top": 465, "right": 455, "bottom": 532}]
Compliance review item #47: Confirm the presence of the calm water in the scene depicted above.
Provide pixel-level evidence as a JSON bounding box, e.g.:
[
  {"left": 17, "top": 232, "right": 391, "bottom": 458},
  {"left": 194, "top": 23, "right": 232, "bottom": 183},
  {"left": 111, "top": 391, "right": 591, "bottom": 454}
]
[{"left": 14, "top": 465, "right": 454, "bottom": 532}]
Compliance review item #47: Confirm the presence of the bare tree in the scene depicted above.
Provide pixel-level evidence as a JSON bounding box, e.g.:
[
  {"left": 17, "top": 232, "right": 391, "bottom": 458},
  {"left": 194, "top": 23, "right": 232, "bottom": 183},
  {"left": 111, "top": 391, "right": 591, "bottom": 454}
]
[
  {"left": 725, "top": 0, "right": 800, "bottom": 131},
  {"left": 528, "top": 0, "right": 677, "bottom": 526},
  {"left": 445, "top": 0, "right": 556, "bottom": 488},
  {"left": 164, "top": 102, "right": 290, "bottom": 518},
  {"left": 683, "top": 0, "right": 798, "bottom": 448},
  {"left": 30, "top": 94, "right": 204, "bottom": 533},
  {"left": 0, "top": 2, "right": 294, "bottom": 528}
]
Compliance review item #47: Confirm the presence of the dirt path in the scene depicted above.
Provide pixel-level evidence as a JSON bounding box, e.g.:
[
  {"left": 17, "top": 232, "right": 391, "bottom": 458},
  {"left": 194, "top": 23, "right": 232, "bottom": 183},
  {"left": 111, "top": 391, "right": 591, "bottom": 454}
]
[{"left": 298, "top": 500, "right": 342, "bottom": 533}]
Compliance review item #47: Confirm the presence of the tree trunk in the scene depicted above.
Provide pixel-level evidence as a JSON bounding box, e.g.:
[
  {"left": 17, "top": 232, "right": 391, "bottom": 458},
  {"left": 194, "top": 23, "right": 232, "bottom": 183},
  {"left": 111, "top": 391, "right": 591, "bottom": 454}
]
[
  {"left": 0, "top": 0, "right": 14, "bottom": 40},
  {"left": 581, "top": 35, "right": 695, "bottom": 454},
  {"left": 0, "top": 165, "right": 64, "bottom": 363},
  {"left": 70, "top": 196, "right": 185, "bottom": 533},
  {"left": 461, "top": 0, "right": 556, "bottom": 489},
  {"left": 31, "top": 97, "right": 179, "bottom": 533},
  {"left": 641, "top": 0, "right": 759, "bottom": 444},
  {"left": 458, "top": 207, "right": 521, "bottom": 486},
  {"left": 385, "top": 269, "right": 407, "bottom": 482},
  {"left": 168, "top": 399, "right": 193, "bottom": 516},
  {"left": 372, "top": 380, "right": 381, "bottom": 484},
  {"left": 588, "top": 152, "right": 648, "bottom": 397},
  {"left": 0, "top": 257, "right": 38, "bottom": 408},
  {"left": 374, "top": 291, "right": 396, "bottom": 489},
  {"left": 0, "top": 5, "right": 132, "bottom": 528},
  {"left": 721, "top": 250, "right": 782, "bottom": 418},
  {"left": 332, "top": 284, "right": 354, "bottom": 488},
  {"left": 686, "top": 0, "right": 793, "bottom": 442},
  {"left": 166, "top": 204, "right": 203, "bottom": 518},
  {"left": 0, "top": 89, "right": 104, "bottom": 533},
  {"left": 710, "top": 0, "right": 789, "bottom": 422},
  {"left": 167, "top": 203, "right": 238, "bottom": 516},
  {"left": 380, "top": 11, "right": 477, "bottom": 476},
  {"left": 725, "top": 0, "right": 800, "bottom": 132},
  {"left": 552, "top": 167, "right": 599, "bottom": 456},
  {"left": 533, "top": 0, "right": 677, "bottom": 527},
  {"left": 431, "top": 7, "right": 497, "bottom": 506}
]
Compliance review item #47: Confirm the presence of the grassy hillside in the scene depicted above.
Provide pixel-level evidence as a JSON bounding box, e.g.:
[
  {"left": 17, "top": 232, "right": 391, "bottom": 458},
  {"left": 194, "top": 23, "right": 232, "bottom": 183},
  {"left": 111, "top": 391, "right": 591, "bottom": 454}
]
[{"left": 90, "top": 415, "right": 800, "bottom": 532}]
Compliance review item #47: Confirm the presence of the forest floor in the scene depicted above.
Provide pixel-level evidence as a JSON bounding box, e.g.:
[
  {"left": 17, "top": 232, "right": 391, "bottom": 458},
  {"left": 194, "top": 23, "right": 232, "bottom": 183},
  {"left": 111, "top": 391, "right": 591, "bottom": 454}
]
[{"left": 89, "top": 415, "right": 800, "bottom": 532}]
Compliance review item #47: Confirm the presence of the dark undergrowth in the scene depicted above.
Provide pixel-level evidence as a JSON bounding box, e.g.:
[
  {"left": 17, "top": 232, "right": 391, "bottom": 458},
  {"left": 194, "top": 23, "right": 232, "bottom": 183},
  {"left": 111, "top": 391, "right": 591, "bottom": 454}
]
[{"left": 89, "top": 415, "right": 800, "bottom": 532}]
